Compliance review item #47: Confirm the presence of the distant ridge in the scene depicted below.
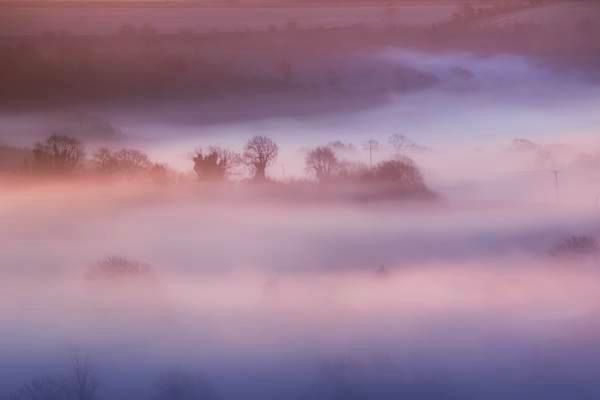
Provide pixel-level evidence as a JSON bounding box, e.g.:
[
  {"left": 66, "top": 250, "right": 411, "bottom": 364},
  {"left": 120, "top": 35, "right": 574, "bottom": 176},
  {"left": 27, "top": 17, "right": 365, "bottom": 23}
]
[{"left": 0, "top": 0, "right": 464, "bottom": 8}]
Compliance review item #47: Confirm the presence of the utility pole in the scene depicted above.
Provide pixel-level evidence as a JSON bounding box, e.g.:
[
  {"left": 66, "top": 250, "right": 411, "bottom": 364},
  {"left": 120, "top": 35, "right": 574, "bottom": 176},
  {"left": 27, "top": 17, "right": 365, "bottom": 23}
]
[{"left": 363, "top": 139, "right": 379, "bottom": 168}]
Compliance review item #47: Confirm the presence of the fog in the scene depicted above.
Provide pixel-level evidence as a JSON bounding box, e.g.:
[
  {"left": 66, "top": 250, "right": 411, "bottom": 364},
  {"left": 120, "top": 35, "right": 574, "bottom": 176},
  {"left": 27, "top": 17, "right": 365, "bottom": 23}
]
[
  {"left": 2, "top": 179, "right": 600, "bottom": 399},
  {"left": 2, "top": 2, "right": 600, "bottom": 399}
]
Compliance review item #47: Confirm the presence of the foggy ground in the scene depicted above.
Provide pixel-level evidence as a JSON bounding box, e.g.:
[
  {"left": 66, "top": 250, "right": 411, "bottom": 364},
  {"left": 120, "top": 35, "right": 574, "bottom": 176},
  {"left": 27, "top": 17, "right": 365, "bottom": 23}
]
[{"left": 2, "top": 180, "right": 600, "bottom": 399}]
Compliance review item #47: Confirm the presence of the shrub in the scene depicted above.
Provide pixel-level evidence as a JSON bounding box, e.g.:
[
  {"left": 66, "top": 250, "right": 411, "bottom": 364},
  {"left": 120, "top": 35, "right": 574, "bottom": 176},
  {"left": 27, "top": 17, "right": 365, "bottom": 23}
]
[
  {"left": 193, "top": 147, "right": 239, "bottom": 181},
  {"left": 336, "top": 158, "right": 429, "bottom": 195},
  {"left": 366, "top": 158, "right": 426, "bottom": 189},
  {"left": 550, "top": 236, "right": 600, "bottom": 258},
  {"left": 86, "top": 256, "right": 154, "bottom": 282}
]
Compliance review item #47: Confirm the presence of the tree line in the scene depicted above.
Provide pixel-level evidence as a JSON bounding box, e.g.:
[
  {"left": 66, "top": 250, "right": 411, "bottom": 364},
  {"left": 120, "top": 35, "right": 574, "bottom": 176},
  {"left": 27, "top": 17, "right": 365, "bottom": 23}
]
[
  {"left": 191, "top": 134, "right": 427, "bottom": 192},
  {"left": 7, "top": 354, "right": 221, "bottom": 400},
  {"left": 5, "top": 133, "right": 431, "bottom": 197}
]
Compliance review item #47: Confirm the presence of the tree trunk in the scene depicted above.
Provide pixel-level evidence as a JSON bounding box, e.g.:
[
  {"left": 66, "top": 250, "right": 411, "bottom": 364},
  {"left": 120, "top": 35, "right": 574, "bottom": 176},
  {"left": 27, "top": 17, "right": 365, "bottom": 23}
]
[{"left": 254, "top": 165, "right": 266, "bottom": 181}]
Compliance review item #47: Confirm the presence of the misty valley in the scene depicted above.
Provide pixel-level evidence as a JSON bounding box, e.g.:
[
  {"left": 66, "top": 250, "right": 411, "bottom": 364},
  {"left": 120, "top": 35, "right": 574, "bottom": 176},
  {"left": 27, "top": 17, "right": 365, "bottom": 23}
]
[{"left": 2, "top": 1, "right": 600, "bottom": 400}]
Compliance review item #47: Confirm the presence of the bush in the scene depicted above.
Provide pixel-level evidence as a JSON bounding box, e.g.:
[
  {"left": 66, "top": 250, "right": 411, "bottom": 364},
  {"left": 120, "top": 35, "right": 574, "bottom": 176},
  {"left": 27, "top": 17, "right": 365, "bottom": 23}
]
[
  {"left": 331, "top": 158, "right": 432, "bottom": 200},
  {"left": 86, "top": 256, "right": 154, "bottom": 282},
  {"left": 366, "top": 158, "right": 426, "bottom": 188},
  {"left": 193, "top": 147, "right": 239, "bottom": 181},
  {"left": 550, "top": 236, "right": 600, "bottom": 258}
]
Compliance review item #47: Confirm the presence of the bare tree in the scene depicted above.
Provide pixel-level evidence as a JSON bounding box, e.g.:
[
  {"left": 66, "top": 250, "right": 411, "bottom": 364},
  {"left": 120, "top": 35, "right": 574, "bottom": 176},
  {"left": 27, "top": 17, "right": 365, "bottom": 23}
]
[
  {"left": 10, "top": 354, "right": 98, "bottom": 400},
  {"left": 388, "top": 134, "right": 427, "bottom": 156},
  {"left": 193, "top": 147, "right": 239, "bottom": 181},
  {"left": 9, "top": 377, "right": 69, "bottom": 400},
  {"left": 92, "top": 147, "right": 115, "bottom": 173},
  {"left": 327, "top": 141, "right": 356, "bottom": 154},
  {"left": 243, "top": 136, "right": 278, "bottom": 181},
  {"left": 32, "top": 134, "right": 84, "bottom": 174},
  {"left": 306, "top": 146, "right": 338, "bottom": 182},
  {"left": 113, "top": 149, "right": 153, "bottom": 173},
  {"left": 93, "top": 148, "right": 153, "bottom": 175},
  {"left": 69, "top": 353, "right": 98, "bottom": 400}
]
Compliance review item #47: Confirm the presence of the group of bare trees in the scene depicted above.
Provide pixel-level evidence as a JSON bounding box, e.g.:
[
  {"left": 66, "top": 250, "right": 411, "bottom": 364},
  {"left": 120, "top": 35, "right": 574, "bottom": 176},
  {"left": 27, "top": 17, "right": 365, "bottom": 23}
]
[
  {"left": 9, "top": 358, "right": 221, "bottom": 400},
  {"left": 191, "top": 133, "right": 427, "bottom": 189},
  {"left": 303, "top": 135, "right": 428, "bottom": 194},
  {"left": 25, "top": 134, "right": 169, "bottom": 181},
  {"left": 193, "top": 135, "right": 279, "bottom": 182},
  {"left": 10, "top": 354, "right": 98, "bottom": 400},
  {"left": 25, "top": 134, "right": 282, "bottom": 182},
  {"left": 32, "top": 135, "right": 85, "bottom": 175},
  {"left": 93, "top": 148, "right": 152, "bottom": 175},
  {"left": 305, "top": 145, "right": 425, "bottom": 190}
]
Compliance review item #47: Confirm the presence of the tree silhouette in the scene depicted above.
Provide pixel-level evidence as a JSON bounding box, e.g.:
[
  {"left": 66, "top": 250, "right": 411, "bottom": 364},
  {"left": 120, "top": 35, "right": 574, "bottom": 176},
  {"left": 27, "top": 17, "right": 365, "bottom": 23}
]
[
  {"left": 93, "top": 147, "right": 116, "bottom": 173},
  {"left": 150, "top": 163, "right": 171, "bottom": 184},
  {"left": 9, "top": 377, "right": 69, "bottom": 400},
  {"left": 70, "top": 353, "right": 98, "bottom": 400},
  {"left": 306, "top": 146, "right": 338, "bottom": 182},
  {"left": 365, "top": 158, "right": 427, "bottom": 193},
  {"left": 93, "top": 148, "right": 153, "bottom": 176},
  {"left": 388, "top": 134, "right": 427, "bottom": 156},
  {"left": 193, "top": 147, "right": 239, "bottom": 181},
  {"left": 10, "top": 353, "right": 98, "bottom": 400},
  {"left": 327, "top": 141, "right": 356, "bottom": 154},
  {"left": 243, "top": 136, "right": 278, "bottom": 181},
  {"left": 32, "top": 135, "right": 84, "bottom": 174}
]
